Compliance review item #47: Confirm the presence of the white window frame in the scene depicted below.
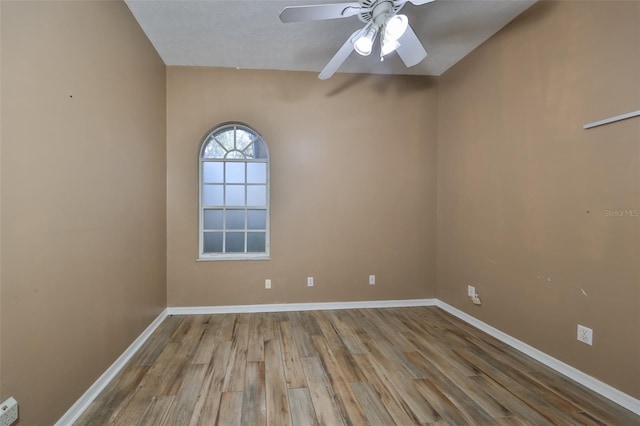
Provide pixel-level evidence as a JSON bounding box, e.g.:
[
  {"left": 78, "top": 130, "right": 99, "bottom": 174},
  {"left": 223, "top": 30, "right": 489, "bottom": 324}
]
[{"left": 198, "top": 123, "right": 270, "bottom": 261}]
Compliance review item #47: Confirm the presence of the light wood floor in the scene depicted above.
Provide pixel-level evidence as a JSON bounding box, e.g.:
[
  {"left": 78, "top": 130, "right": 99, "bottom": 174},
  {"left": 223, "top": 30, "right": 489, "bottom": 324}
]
[{"left": 75, "top": 307, "right": 639, "bottom": 425}]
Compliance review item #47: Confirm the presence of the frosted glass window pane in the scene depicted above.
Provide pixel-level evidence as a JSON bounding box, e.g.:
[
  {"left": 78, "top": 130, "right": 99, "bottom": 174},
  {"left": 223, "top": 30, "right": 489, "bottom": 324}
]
[
  {"left": 226, "top": 210, "right": 245, "bottom": 229},
  {"left": 203, "top": 185, "right": 224, "bottom": 206},
  {"left": 226, "top": 232, "right": 245, "bottom": 253},
  {"left": 247, "top": 232, "right": 266, "bottom": 252},
  {"left": 247, "top": 163, "right": 267, "bottom": 183},
  {"left": 204, "top": 209, "right": 223, "bottom": 229},
  {"left": 203, "top": 162, "right": 224, "bottom": 183},
  {"left": 226, "top": 163, "right": 245, "bottom": 183},
  {"left": 203, "top": 232, "right": 223, "bottom": 253},
  {"left": 247, "top": 185, "right": 266, "bottom": 206},
  {"left": 247, "top": 210, "right": 266, "bottom": 229},
  {"left": 225, "top": 186, "right": 245, "bottom": 205}
]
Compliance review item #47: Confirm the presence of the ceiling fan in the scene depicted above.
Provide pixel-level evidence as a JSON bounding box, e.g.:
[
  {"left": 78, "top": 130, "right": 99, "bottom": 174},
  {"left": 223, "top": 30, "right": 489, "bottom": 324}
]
[{"left": 279, "top": 0, "right": 435, "bottom": 80}]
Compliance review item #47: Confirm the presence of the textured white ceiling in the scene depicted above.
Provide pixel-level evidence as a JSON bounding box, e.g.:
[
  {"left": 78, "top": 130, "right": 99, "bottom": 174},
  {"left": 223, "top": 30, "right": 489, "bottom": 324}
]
[{"left": 125, "top": 0, "right": 536, "bottom": 77}]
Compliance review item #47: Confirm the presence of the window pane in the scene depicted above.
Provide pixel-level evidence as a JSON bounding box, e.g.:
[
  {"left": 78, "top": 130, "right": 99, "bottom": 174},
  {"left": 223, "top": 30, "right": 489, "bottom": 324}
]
[
  {"left": 226, "top": 210, "right": 245, "bottom": 229},
  {"left": 203, "top": 232, "right": 223, "bottom": 253},
  {"left": 243, "top": 144, "right": 256, "bottom": 159},
  {"left": 247, "top": 232, "right": 266, "bottom": 252},
  {"left": 226, "top": 162, "right": 245, "bottom": 183},
  {"left": 252, "top": 139, "right": 268, "bottom": 159},
  {"left": 226, "top": 151, "right": 245, "bottom": 159},
  {"left": 225, "top": 185, "right": 245, "bottom": 205},
  {"left": 236, "top": 129, "right": 254, "bottom": 149},
  {"left": 203, "top": 162, "right": 224, "bottom": 183},
  {"left": 247, "top": 210, "right": 266, "bottom": 229},
  {"left": 247, "top": 163, "right": 267, "bottom": 184},
  {"left": 204, "top": 209, "right": 223, "bottom": 229},
  {"left": 215, "top": 130, "right": 234, "bottom": 151},
  {"left": 203, "top": 185, "right": 224, "bottom": 206},
  {"left": 247, "top": 185, "right": 266, "bottom": 206},
  {"left": 226, "top": 232, "right": 245, "bottom": 253},
  {"left": 202, "top": 139, "right": 226, "bottom": 159}
]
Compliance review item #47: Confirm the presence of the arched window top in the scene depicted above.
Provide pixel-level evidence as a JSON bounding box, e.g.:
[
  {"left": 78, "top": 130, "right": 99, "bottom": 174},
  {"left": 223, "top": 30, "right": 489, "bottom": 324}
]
[{"left": 201, "top": 123, "right": 268, "bottom": 160}]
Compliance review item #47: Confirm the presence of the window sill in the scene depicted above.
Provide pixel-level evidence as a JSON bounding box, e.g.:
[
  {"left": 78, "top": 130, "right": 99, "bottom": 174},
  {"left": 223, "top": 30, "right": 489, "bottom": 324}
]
[{"left": 197, "top": 254, "right": 270, "bottom": 262}]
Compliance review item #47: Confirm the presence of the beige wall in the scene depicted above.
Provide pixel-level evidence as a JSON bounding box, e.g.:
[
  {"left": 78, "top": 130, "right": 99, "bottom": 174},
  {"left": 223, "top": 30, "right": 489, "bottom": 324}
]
[
  {"left": 437, "top": 1, "right": 639, "bottom": 398},
  {"left": 167, "top": 68, "right": 438, "bottom": 307},
  {"left": 1, "top": 1, "right": 166, "bottom": 424}
]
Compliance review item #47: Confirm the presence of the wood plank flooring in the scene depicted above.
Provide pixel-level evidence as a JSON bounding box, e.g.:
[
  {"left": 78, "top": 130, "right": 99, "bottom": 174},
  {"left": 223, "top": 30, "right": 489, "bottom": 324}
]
[{"left": 75, "top": 307, "right": 639, "bottom": 425}]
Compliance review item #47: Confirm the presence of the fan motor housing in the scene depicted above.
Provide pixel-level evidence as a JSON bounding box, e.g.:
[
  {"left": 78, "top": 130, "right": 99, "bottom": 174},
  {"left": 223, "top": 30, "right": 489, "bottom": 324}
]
[{"left": 358, "top": 0, "right": 404, "bottom": 23}]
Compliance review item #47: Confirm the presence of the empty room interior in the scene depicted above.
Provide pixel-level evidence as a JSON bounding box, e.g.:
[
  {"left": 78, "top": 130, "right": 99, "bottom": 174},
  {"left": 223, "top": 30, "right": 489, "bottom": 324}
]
[{"left": 1, "top": 0, "right": 639, "bottom": 424}]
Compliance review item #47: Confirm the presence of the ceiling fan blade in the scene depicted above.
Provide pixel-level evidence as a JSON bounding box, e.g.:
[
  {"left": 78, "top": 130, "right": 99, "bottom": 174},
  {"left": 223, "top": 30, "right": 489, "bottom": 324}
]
[
  {"left": 279, "top": 3, "right": 362, "bottom": 23},
  {"left": 318, "top": 30, "right": 360, "bottom": 80},
  {"left": 406, "top": 0, "right": 435, "bottom": 5},
  {"left": 396, "top": 24, "right": 427, "bottom": 67}
]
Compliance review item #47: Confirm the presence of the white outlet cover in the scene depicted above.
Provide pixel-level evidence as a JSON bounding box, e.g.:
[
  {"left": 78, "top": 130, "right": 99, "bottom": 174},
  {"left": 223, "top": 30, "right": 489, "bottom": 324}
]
[
  {"left": 467, "top": 285, "right": 476, "bottom": 297},
  {"left": 577, "top": 325, "right": 593, "bottom": 345},
  {"left": 369, "top": 275, "right": 375, "bottom": 285},
  {"left": 0, "top": 397, "right": 18, "bottom": 426},
  {"left": 307, "top": 277, "right": 314, "bottom": 287}
]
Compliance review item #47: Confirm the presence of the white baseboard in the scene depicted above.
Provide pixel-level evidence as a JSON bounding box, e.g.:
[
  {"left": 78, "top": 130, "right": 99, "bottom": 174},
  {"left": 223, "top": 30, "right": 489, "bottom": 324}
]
[
  {"left": 166, "top": 298, "right": 438, "bottom": 315},
  {"left": 435, "top": 300, "right": 640, "bottom": 416},
  {"left": 55, "top": 309, "right": 169, "bottom": 426},
  {"left": 58, "top": 298, "right": 639, "bottom": 424}
]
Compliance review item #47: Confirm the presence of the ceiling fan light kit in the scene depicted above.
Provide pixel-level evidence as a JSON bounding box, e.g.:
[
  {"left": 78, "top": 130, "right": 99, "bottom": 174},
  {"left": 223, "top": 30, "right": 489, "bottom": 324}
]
[
  {"left": 279, "top": 0, "right": 435, "bottom": 79},
  {"left": 353, "top": 26, "right": 378, "bottom": 56},
  {"left": 384, "top": 14, "right": 408, "bottom": 41},
  {"left": 380, "top": 38, "right": 400, "bottom": 57}
]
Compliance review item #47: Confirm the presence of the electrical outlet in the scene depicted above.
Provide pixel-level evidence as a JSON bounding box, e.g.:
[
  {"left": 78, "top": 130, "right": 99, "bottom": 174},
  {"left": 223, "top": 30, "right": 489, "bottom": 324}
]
[
  {"left": 0, "top": 397, "right": 18, "bottom": 426},
  {"left": 577, "top": 325, "right": 593, "bottom": 345},
  {"left": 265, "top": 279, "right": 271, "bottom": 289},
  {"left": 467, "top": 285, "right": 476, "bottom": 297},
  {"left": 369, "top": 275, "right": 375, "bottom": 285},
  {"left": 307, "top": 277, "right": 314, "bottom": 287}
]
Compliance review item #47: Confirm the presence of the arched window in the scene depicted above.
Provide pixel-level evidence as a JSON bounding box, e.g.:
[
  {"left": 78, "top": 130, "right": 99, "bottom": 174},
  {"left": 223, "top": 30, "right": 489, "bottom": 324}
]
[{"left": 199, "top": 123, "right": 269, "bottom": 260}]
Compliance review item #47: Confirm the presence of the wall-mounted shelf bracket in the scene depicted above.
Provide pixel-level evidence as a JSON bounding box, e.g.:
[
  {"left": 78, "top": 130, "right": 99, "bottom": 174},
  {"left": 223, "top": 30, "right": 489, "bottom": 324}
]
[{"left": 583, "top": 109, "right": 640, "bottom": 129}]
